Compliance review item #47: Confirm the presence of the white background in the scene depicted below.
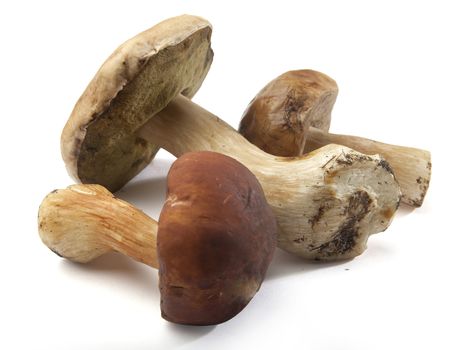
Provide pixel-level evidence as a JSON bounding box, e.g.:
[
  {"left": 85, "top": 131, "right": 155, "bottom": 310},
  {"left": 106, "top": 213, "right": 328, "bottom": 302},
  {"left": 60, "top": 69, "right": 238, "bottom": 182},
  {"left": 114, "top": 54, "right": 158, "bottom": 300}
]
[{"left": 0, "top": 1, "right": 458, "bottom": 349}]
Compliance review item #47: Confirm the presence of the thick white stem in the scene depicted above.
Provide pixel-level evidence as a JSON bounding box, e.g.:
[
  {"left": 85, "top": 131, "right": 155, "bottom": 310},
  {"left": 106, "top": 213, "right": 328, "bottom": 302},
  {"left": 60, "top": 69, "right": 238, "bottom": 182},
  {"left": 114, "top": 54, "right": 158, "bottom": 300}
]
[
  {"left": 138, "top": 95, "right": 401, "bottom": 260},
  {"left": 304, "top": 127, "right": 431, "bottom": 207}
]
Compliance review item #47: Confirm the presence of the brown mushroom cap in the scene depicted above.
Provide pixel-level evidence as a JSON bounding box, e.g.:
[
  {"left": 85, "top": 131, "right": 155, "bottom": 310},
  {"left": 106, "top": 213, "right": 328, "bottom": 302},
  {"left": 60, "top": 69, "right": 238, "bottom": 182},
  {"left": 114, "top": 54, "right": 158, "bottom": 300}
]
[
  {"left": 157, "top": 151, "right": 277, "bottom": 325},
  {"left": 239, "top": 69, "right": 338, "bottom": 156},
  {"left": 61, "top": 15, "right": 213, "bottom": 192}
]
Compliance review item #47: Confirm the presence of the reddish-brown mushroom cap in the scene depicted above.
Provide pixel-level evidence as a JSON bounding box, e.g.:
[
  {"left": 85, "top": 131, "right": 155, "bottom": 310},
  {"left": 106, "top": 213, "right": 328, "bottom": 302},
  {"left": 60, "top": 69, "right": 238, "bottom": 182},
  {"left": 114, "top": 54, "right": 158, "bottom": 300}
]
[
  {"left": 239, "top": 69, "right": 338, "bottom": 157},
  {"left": 158, "top": 151, "right": 277, "bottom": 325}
]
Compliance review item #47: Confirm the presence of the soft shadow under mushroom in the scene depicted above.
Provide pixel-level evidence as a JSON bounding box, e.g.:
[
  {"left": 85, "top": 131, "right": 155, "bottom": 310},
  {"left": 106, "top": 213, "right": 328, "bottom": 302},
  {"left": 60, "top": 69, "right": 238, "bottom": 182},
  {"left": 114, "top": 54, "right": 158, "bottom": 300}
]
[
  {"left": 395, "top": 203, "right": 416, "bottom": 218},
  {"left": 60, "top": 252, "right": 158, "bottom": 298},
  {"left": 166, "top": 323, "right": 216, "bottom": 341},
  {"left": 266, "top": 248, "right": 351, "bottom": 281}
]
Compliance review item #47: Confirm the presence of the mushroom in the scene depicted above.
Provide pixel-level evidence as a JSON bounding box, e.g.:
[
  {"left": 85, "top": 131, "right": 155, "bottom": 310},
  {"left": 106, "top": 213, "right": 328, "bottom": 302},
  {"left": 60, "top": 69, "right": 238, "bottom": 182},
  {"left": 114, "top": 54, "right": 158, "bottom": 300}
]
[
  {"left": 61, "top": 14, "right": 401, "bottom": 260},
  {"left": 61, "top": 15, "right": 214, "bottom": 191},
  {"left": 238, "top": 70, "right": 432, "bottom": 207},
  {"left": 38, "top": 151, "right": 277, "bottom": 326}
]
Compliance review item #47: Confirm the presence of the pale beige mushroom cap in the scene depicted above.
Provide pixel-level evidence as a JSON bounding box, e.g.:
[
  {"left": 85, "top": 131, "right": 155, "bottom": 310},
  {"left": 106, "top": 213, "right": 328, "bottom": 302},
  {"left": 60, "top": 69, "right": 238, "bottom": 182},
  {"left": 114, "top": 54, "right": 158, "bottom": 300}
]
[{"left": 61, "top": 15, "right": 213, "bottom": 191}]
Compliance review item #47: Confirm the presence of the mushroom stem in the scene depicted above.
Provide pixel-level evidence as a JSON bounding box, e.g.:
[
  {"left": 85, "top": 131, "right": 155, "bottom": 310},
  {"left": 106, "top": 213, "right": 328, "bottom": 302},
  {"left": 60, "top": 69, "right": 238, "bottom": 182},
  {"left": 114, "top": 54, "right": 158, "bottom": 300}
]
[
  {"left": 38, "top": 184, "right": 158, "bottom": 268},
  {"left": 139, "top": 95, "right": 401, "bottom": 260},
  {"left": 140, "top": 95, "right": 271, "bottom": 163},
  {"left": 303, "top": 127, "right": 431, "bottom": 207}
]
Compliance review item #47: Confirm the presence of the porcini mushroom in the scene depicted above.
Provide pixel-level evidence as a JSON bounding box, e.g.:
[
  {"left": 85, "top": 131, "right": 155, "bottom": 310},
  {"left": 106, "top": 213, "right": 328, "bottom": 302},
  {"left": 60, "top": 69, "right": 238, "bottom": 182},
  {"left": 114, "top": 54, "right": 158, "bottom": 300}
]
[
  {"left": 61, "top": 15, "right": 401, "bottom": 260},
  {"left": 61, "top": 15, "right": 214, "bottom": 191},
  {"left": 38, "top": 151, "right": 277, "bottom": 325},
  {"left": 239, "top": 70, "right": 431, "bottom": 207}
]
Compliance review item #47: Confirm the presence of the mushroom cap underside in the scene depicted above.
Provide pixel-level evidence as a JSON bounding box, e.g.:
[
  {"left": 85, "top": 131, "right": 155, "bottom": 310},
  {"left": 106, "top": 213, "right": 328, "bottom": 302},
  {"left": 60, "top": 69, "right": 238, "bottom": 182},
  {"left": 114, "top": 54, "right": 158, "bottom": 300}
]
[{"left": 61, "top": 15, "right": 213, "bottom": 192}]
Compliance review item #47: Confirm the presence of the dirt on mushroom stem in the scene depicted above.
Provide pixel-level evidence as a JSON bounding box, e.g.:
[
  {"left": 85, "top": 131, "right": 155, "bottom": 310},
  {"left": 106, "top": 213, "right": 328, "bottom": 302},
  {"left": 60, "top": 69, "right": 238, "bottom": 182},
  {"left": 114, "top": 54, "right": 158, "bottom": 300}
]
[{"left": 302, "top": 127, "right": 431, "bottom": 207}]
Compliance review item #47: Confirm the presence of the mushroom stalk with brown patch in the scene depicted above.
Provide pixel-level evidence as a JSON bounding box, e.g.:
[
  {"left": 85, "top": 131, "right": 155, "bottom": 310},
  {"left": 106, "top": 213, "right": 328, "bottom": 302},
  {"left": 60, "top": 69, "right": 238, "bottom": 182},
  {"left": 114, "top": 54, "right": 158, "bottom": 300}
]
[
  {"left": 39, "top": 152, "right": 278, "bottom": 326},
  {"left": 302, "top": 128, "right": 431, "bottom": 207},
  {"left": 61, "top": 15, "right": 401, "bottom": 260},
  {"left": 239, "top": 70, "right": 431, "bottom": 207}
]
